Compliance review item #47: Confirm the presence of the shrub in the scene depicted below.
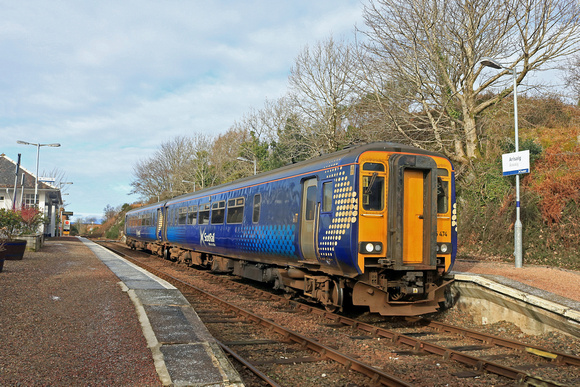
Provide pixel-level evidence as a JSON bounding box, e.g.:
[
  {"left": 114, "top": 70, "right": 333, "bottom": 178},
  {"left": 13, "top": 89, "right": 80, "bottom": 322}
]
[
  {"left": 0, "top": 208, "right": 24, "bottom": 241},
  {"left": 19, "top": 207, "right": 45, "bottom": 235}
]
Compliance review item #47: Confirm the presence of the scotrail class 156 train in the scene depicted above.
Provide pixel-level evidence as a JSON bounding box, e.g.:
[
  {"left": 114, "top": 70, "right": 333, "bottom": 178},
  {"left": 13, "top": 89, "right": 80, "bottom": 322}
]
[{"left": 125, "top": 142, "right": 457, "bottom": 316}]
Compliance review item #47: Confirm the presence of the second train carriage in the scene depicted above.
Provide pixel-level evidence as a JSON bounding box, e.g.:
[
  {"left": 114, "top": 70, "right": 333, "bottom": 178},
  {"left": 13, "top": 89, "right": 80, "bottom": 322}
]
[{"left": 125, "top": 142, "right": 457, "bottom": 316}]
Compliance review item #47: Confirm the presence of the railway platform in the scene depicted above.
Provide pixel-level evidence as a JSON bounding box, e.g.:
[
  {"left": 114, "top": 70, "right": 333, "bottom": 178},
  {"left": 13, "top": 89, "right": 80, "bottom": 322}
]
[
  {"left": 452, "top": 260, "right": 580, "bottom": 338},
  {"left": 0, "top": 237, "right": 243, "bottom": 387},
  {"left": 2, "top": 237, "right": 580, "bottom": 386}
]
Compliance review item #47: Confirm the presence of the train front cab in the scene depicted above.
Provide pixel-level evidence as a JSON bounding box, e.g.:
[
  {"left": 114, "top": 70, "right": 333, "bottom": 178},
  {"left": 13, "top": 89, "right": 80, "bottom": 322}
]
[{"left": 352, "top": 151, "right": 455, "bottom": 316}]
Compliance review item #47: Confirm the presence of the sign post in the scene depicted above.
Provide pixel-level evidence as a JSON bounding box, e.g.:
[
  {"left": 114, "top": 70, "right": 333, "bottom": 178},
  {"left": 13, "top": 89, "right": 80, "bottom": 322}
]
[
  {"left": 502, "top": 149, "right": 530, "bottom": 268},
  {"left": 502, "top": 150, "right": 530, "bottom": 176}
]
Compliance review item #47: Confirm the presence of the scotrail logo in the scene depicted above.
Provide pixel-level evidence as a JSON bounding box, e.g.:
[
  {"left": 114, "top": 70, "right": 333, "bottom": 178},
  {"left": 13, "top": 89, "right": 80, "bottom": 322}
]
[{"left": 200, "top": 229, "right": 215, "bottom": 246}]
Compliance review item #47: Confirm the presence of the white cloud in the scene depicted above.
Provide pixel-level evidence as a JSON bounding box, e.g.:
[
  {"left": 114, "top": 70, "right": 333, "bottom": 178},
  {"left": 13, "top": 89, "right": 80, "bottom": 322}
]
[{"left": 0, "top": 0, "right": 363, "bottom": 219}]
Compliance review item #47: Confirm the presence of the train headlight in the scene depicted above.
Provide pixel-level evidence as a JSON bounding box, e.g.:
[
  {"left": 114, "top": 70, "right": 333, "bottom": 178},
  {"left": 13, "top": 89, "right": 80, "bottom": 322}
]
[
  {"left": 437, "top": 243, "right": 450, "bottom": 254},
  {"left": 360, "top": 242, "right": 383, "bottom": 254}
]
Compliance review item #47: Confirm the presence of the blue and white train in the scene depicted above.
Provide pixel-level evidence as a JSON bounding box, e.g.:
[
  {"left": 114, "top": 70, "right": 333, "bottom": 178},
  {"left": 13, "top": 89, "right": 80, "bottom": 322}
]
[{"left": 125, "top": 142, "right": 457, "bottom": 316}]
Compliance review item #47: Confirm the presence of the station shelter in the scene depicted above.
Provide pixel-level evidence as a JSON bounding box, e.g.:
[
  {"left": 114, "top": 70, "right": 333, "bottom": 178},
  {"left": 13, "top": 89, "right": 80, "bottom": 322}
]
[{"left": 0, "top": 154, "right": 64, "bottom": 237}]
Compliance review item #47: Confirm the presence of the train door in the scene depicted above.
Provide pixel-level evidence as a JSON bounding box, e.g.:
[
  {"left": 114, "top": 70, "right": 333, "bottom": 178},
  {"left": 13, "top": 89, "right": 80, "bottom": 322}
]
[
  {"left": 387, "top": 154, "right": 438, "bottom": 267},
  {"left": 300, "top": 178, "right": 319, "bottom": 261},
  {"left": 156, "top": 208, "right": 164, "bottom": 241},
  {"left": 402, "top": 169, "right": 425, "bottom": 264}
]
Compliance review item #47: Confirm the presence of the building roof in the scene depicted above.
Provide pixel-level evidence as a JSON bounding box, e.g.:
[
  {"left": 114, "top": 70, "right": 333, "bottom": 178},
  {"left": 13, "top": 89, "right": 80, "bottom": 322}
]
[
  {"left": 0, "top": 153, "right": 63, "bottom": 206},
  {"left": 0, "top": 154, "right": 56, "bottom": 190}
]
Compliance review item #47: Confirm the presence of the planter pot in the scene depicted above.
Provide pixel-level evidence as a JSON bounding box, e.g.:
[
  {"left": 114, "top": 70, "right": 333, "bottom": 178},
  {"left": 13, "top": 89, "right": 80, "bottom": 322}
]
[
  {"left": 20, "top": 234, "right": 43, "bottom": 252},
  {"left": 0, "top": 239, "right": 27, "bottom": 260}
]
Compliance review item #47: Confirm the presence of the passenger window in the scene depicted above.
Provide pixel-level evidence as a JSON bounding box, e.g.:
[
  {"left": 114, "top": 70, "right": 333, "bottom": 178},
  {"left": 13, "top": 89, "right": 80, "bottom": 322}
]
[
  {"left": 187, "top": 205, "right": 197, "bottom": 225},
  {"left": 211, "top": 201, "right": 225, "bottom": 224},
  {"left": 363, "top": 162, "right": 385, "bottom": 172},
  {"left": 227, "top": 197, "right": 245, "bottom": 224},
  {"left": 253, "top": 195, "right": 261, "bottom": 223},
  {"left": 178, "top": 207, "right": 187, "bottom": 225},
  {"left": 305, "top": 186, "right": 317, "bottom": 220},
  {"left": 322, "top": 182, "right": 332, "bottom": 212},
  {"left": 437, "top": 177, "right": 449, "bottom": 214},
  {"left": 199, "top": 204, "right": 210, "bottom": 225},
  {"left": 362, "top": 172, "right": 385, "bottom": 211}
]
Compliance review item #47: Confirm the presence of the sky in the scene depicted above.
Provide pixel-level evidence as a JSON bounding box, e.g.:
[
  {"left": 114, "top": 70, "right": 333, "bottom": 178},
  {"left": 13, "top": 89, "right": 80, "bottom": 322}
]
[{"left": 0, "top": 0, "right": 365, "bottom": 222}]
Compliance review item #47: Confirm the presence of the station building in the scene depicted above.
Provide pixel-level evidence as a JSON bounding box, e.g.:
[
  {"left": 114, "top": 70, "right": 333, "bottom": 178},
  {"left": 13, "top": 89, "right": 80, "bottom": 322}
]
[{"left": 0, "top": 154, "right": 64, "bottom": 237}]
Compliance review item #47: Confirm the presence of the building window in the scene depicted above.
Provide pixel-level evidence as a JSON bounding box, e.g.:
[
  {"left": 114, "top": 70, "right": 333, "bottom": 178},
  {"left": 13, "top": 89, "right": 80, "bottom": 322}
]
[{"left": 24, "top": 194, "right": 38, "bottom": 208}]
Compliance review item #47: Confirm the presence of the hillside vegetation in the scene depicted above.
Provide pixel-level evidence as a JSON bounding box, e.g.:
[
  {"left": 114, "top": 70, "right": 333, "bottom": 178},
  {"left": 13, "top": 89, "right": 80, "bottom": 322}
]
[
  {"left": 98, "top": 96, "right": 580, "bottom": 270},
  {"left": 458, "top": 96, "right": 580, "bottom": 269}
]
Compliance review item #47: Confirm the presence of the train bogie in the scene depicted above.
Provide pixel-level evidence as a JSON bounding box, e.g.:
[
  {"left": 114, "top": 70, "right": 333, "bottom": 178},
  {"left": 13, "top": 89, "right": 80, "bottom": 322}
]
[{"left": 125, "top": 142, "right": 457, "bottom": 316}]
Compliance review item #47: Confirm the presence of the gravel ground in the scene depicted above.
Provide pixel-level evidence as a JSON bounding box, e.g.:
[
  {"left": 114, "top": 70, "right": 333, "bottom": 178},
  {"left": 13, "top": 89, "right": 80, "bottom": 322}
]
[
  {"left": 0, "top": 237, "right": 161, "bottom": 386},
  {"left": 453, "top": 259, "right": 580, "bottom": 302},
  {"left": 162, "top": 260, "right": 580, "bottom": 386}
]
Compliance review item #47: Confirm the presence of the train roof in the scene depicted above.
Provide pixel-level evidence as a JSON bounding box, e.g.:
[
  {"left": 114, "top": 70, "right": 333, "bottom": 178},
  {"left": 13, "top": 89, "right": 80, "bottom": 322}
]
[{"left": 127, "top": 142, "right": 449, "bottom": 214}]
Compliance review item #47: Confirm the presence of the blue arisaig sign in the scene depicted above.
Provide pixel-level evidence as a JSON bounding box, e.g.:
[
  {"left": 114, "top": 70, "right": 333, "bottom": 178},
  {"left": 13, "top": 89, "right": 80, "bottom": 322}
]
[{"left": 502, "top": 150, "right": 530, "bottom": 176}]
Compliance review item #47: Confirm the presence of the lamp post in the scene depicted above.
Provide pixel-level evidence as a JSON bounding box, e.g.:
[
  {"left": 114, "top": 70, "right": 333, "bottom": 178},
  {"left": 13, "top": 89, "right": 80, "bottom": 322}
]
[
  {"left": 16, "top": 141, "right": 61, "bottom": 207},
  {"left": 236, "top": 157, "right": 257, "bottom": 175},
  {"left": 480, "top": 57, "right": 522, "bottom": 268}
]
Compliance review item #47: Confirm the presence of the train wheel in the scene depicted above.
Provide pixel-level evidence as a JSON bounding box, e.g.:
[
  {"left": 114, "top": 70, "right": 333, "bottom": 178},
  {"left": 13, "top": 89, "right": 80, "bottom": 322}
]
[
  {"left": 325, "top": 305, "right": 338, "bottom": 313},
  {"left": 324, "top": 280, "right": 344, "bottom": 313}
]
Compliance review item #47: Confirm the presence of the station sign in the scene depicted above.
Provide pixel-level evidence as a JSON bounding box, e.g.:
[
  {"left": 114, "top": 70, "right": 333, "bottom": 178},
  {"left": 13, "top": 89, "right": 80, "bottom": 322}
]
[
  {"left": 62, "top": 211, "right": 74, "bottom": 216},
  {"left": 502, "top": 150, "right": 530, "bottom": 176}
]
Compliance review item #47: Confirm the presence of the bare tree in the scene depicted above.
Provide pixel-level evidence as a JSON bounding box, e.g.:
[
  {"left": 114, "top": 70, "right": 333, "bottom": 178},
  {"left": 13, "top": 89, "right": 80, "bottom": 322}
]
[
  {"left": 41, "top": 167, "right": 71, "bottom": 191},
  {"left": 289, "top": 36, "right": 358, "bottom": 153},
  {"left": 564, "top": 54, "right": 580, "bottom": 105},
  {"left": 211, "top": 127, "right": 252, "bottom": 182},
  {"left": 130, "top": 135, "right": 214, "bottom": 202},
  {"left": 359, "top": 0, "right": 580, "bottom": 164},
  {"left": 232, "top": 97, "right": 315, "bottom": 171},
  {"left": 103, "top": 204, "right": 118, "bottom": 223},
  {"left": 182, "top": 133, "right": 216, "bottom": 192}
]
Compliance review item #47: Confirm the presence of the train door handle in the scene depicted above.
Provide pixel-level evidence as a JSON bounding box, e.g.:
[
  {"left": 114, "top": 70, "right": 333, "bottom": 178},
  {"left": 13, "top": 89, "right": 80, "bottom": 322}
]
[{"left": 417, "top": 214, "right": 424, "bottom": 219}]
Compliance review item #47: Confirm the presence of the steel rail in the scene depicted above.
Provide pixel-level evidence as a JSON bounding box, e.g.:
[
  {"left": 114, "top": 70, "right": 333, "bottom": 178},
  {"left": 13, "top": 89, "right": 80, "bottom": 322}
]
[
  {"left": 117, "top": 252, "right": 412, "bottom": 387},
  {"left": 101, "top": 242, "right": 575, "bottom": 386},
  {"left": 193, "top": 272, "right": 575, "bottom": 386},
  {"left": 215, "top": 339, "right": 282, "bottom": 387},
  {"left": 405, "top": 317, "right": 580, "bottom": 367}
]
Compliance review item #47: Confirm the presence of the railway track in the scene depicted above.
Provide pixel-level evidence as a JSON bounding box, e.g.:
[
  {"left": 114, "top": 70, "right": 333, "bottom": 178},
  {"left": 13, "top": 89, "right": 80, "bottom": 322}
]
[{"left": 99, "top": 241, "right": 580, "bottom": 386}]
